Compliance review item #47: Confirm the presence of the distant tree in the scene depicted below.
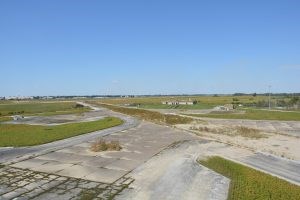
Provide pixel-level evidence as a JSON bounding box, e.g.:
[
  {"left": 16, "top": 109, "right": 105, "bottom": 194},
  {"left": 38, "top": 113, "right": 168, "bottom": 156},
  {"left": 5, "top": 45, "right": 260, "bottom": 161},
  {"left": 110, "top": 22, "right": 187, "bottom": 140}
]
[
  {"left": 233, "top": 93, "right": 246, "bottom": 96},
  {"left": 276, "top": 99, "right": 287, "bottom": 107},
  {"left": 193, "top": 100, "right": 198, "bottom": 105},
  {"left": 253, "top": 93, "right": 257, "bottom": 97},
  {"left": 289, "top": 97, "right": 299, "bottom": 106},
  {"left": 256, "top": 100, "right": 268, "bottom": 108},
  {"left": 74, "top": 104, "right": 84, "bottom": 108}
]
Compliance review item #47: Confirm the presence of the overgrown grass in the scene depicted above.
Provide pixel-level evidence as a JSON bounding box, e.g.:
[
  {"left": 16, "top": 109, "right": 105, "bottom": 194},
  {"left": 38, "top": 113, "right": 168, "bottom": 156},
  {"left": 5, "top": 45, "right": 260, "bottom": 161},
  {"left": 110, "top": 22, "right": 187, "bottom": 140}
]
[
  {"left": 190, "top": 125, "right": 267, "bottom": 139},
  {"left": 0, "top": 117, "right": 123, "bottom": 147},
  {"left": 189, "top": 109, "right": 300, "bottom": 121},
  {"left": 92, "top": 103, "right": 193, "bottom": 125},
  {"left": 90, "top": 139, "right": 122, "bottom": 152},
  {"left": 199, "top": 156, "right": 300, "bottom": 200},
  {"left": 0, "top": 102, "right": 90, "bottom": 117}
]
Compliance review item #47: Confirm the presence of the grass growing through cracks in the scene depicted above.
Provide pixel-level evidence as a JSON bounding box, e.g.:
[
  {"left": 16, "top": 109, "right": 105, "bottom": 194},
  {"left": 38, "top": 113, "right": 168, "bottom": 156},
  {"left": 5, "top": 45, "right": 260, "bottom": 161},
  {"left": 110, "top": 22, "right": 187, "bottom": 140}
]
[
  {"left": 90, "top": 139, "right": 122, "bottom": 152},
  {"left": 199, "top": 156, "right": 300, "bottom": 200},
  {"left": 0, "top": 117, "right": 123, "bottom": 147}
]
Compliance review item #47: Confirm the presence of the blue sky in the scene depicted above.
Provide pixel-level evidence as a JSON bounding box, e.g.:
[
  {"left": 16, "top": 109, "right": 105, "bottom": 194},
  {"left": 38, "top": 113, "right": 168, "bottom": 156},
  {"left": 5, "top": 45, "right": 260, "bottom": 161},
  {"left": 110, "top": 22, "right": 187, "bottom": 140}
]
[{"left": 1, "top": 0, "right": 300, "bottom": 96}]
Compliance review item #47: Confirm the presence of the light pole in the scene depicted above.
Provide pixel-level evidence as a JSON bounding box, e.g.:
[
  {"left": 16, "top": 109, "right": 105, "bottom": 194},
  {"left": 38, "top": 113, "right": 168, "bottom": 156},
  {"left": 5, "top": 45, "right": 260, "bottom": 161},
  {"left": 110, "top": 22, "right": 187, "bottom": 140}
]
[{"left": 268, "top": 85, "right": 271, "bottom": 110}]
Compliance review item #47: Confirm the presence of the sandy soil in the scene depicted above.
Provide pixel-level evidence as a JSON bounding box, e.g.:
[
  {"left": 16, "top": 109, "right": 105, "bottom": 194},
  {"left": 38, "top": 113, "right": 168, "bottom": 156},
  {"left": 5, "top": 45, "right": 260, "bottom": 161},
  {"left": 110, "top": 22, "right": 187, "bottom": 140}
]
[{"left": 177, "top": 122, "right": 300, "bottom": 161}]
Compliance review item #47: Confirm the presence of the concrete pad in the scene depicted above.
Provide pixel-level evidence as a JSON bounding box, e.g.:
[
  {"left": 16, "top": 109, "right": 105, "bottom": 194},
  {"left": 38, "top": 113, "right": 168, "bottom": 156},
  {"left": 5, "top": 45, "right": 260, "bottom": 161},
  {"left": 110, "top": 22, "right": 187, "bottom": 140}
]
[
  {"left": 83, "top": 168, "right": 127, "bottom": 184},
  {"left": 56, "top": 146, "right": 87, "bottom": 155},
  {"left": 81, "top": 157, "right": 117, "bottom": 168},
  {"left": 38, "top": 152, "right": 96, "bottom": 164},
  {"left": 56, "top": 165, "right": 99, "bottom": 179},
  {"left": 11, "top": 158, "right": 49, "bottom": 169},
  {"left": 104, "top": 159, "right": 143, "bottom": 171},
  {"left": 101, "top": 151, "right": 132, "bottom": 159},
  {"left": 116, "top": 140, "right": 230, "bottom": 200},
  {"left": 30, "top": 161, "right": 74, "bottom": 174},
  {"left": 121, "top": 152, "right": 153, "bottom": 161}
]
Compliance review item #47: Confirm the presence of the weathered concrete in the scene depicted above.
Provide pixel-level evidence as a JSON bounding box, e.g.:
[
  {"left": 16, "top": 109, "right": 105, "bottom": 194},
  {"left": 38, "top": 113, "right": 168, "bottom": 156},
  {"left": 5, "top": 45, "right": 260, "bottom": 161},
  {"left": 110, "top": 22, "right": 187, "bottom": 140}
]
[
  {"left": 116, "top": 141, "right": 230, "bottom": 200},
  {"left": 0, "top": 166, "right": 132, "bottom": 200},
  {"left": 0, "top": 106, "right": 139, "bottom": 165},
  {"left": 10, "top": 121, "right": 196, "bottom": 184}
]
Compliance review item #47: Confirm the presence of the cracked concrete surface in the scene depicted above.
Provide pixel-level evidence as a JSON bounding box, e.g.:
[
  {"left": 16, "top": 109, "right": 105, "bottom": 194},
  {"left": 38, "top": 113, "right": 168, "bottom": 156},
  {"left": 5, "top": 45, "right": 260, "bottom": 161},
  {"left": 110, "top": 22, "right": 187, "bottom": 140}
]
[
  {"left": 1, "top": 103, "right": 300, "bottom": 199},
  {"left": 0, "top": 166, "right": 133, "bottom": 200},
  {"left": 116, "top": 140, "right": 230, "bottom": 200},
  {"left": 10, "top": 121, "right": 196, "bottom": 184}
]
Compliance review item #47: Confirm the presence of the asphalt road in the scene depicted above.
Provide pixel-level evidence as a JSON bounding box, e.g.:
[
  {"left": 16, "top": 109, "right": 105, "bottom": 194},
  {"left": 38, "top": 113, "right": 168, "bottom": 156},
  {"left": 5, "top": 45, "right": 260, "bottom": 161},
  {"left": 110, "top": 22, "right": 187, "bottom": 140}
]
[{"left": 239, "top": 152, "right": 300, "bottom": 185}]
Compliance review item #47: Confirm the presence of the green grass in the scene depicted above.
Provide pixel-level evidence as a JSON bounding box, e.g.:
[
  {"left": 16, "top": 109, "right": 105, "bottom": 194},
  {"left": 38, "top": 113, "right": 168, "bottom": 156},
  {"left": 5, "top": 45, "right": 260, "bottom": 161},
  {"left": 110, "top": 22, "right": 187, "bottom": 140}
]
[
  {"left": 189, "top": 109, "right": 300, "bottom": 121},
  {"left": 92, "top": 103, "right": 193, "bottom": 125},
  {"left": 0, "top": 102, "right": 90, "bottom": 117},
  {"left": 137, "top": 103, "right": 215, "bottom": 110},
  {"left": 92, "top": 95, "right": 269, "bottom": 105},
  {"left": 0, "top": 116, "right": 12, "bottom": 122},
  {"left": 199, "top": 156, "right": 300, "bottom": 200},
  {"left": 0, "top": 117, "right": 123, "bottom": 147}
]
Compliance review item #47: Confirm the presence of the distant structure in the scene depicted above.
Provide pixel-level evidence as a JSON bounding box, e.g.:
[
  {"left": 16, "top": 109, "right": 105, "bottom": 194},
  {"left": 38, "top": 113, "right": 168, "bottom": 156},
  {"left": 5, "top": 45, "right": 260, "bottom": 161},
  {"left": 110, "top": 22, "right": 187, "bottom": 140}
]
[
  {"left": 162, "top": 99, "right": 195, "bottom": 105},
  {"left": 13, "top": 115, "right": 24, "bottom": 121},
  {"left": 213, "top": 104, "right": 234, "bottom": 111}
]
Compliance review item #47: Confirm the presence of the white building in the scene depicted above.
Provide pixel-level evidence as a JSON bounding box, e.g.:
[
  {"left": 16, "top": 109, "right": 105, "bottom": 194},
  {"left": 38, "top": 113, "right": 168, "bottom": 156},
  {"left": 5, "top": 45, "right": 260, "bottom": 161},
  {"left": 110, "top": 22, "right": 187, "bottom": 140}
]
[{"left": 162, "top": 100, "right": 194, "bottom": 105}]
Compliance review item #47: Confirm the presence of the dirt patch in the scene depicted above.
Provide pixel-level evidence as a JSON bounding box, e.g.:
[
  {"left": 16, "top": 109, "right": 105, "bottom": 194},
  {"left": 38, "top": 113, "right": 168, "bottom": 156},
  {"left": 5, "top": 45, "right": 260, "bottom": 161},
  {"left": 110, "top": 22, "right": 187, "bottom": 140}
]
[{"left": 178, "top": 122, "right": 300, "bottom": 160}]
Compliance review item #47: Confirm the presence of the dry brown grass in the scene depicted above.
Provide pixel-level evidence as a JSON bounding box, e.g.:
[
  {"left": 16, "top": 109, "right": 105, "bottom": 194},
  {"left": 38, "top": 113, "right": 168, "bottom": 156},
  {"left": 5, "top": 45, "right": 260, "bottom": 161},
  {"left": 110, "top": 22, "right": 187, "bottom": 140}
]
[
  {"left": 90, "top": 139, "right": 122, "bottom": 152},
  {"left": 190, "top": 125, "right": 267, "bottom": 139},
  {"left": 235, "top": 126, "right": 263, "bottom": 138}
]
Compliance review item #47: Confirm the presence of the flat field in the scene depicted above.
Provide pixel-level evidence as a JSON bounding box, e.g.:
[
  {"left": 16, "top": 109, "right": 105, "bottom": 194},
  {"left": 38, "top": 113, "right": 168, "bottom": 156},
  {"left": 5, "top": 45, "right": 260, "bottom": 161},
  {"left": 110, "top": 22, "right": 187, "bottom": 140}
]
[
  {"left": 0, "top": 117, "right": 123, "bottom": 147},
  {"left": 199, "top": 156, "right": 300, "bottom": 200},
  {"left": 91, "top": 95, "right": 278, "bottom": 110},
  {"left": 189, "top": 109, "right": 300, "bottom": 121},
  {"left": 0, "top": 101, "right": 90, "bottom": 117}
]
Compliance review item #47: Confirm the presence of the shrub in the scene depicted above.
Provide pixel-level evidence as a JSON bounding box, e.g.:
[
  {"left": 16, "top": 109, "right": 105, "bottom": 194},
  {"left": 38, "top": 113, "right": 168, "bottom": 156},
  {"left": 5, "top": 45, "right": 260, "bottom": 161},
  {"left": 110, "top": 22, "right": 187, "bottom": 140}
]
[
  {"left": 74, "top": 103, "right": 84, "bottom": 108},
  {"left": 90, "top": 139, "right": 122, "bottom": 152}
]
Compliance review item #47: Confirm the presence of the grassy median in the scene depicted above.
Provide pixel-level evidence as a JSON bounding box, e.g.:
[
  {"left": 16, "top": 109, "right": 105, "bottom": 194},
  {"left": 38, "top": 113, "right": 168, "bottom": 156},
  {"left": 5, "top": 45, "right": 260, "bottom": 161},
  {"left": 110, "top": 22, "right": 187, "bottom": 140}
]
[
  {"left": 199, "top": 156, "right": 300, "bottom": 200},
  {"left": 91, "top": 103, "right": 193, "bottom": 125},
  {"left": 0, "top": 117, "right": 123, "bottom": 147},
  {"left": 0, "top": 102, "right": 90, "bottom": 117}
]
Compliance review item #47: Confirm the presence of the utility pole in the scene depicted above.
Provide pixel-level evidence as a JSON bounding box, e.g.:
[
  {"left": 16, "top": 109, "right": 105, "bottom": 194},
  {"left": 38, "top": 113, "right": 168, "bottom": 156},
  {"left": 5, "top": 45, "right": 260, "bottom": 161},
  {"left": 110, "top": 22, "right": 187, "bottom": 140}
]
[{"left": 268, "top": 85, "right": 271, "bottom": 110}]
